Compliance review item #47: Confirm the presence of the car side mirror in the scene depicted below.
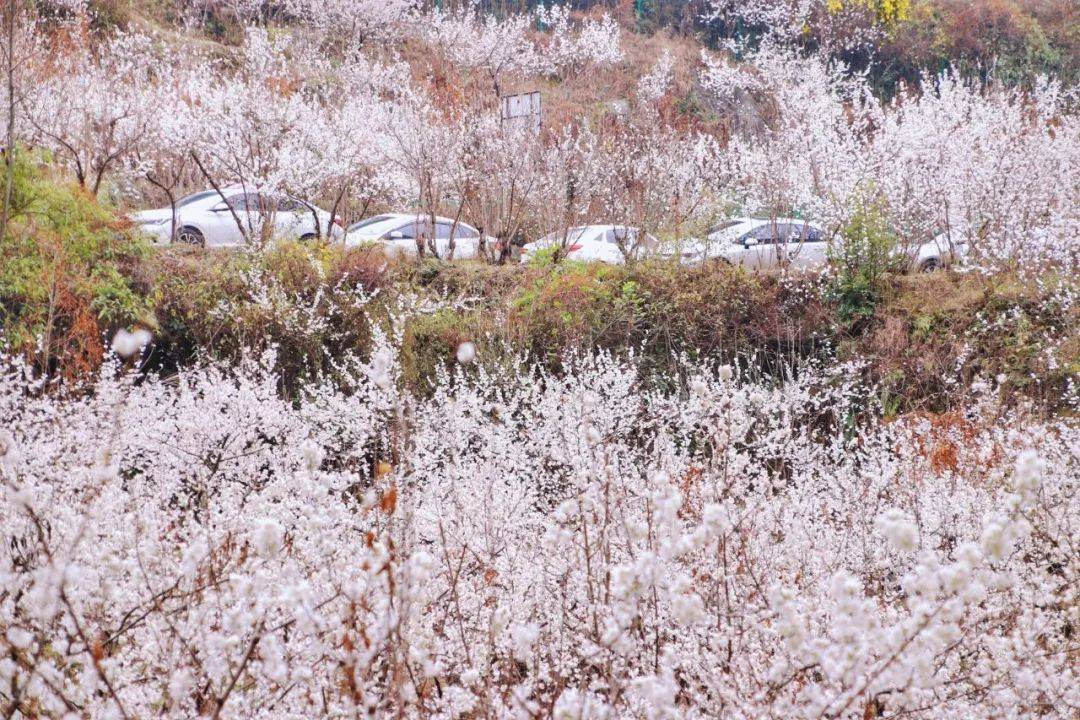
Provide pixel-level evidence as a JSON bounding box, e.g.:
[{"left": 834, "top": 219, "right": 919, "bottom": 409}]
[
  {"left": 388, "top": 230, "right": 404, "bottom": 240},
  {"left": 211, "top": 203, "right": 230, "bottom": 213},
  {"left": 743, "top": 237, "right": 759, "bottom": 247}
]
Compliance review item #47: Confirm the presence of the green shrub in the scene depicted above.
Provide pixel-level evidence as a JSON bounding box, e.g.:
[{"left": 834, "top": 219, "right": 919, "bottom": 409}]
[
  {"left": 0, "top": 152, "right": 150, "bottom": 378},
  {"left": 855, "top": 271, "right": 1079, "bottom": 413},
  {"left": 147, "top": 243, "right": 391, "bottom": 390},
  {"left": 399, "top": 308, "right": 499, "bottom": 393},
  {"left": 827, "top": 192, "right": 905, "bottom": 325}
]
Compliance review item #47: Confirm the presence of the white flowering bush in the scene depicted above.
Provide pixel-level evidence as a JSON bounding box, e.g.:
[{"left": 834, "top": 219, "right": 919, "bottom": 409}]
[
  {"left": 1, "top": 341, "right": 1075, "bottom": 718},
  {"left": 6, "top": 2, "right": 1076, "bottom": 273}
]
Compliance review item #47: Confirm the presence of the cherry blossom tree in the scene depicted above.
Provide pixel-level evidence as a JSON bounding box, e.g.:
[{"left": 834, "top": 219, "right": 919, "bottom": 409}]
[
  {"left": 697, "top": 43, "right": 1079, "bottom": 272},
  {"left": 529, "top": 125, "right": 606, "bottom": 256},
  {"left": 174, "top": 28, "right": 337, "bottom": 244},
  {"left": 382, "top": 90, "right": 490, "bottom": 260},
  {"left": 420, "top": 3, "right": 622, "bottom": 98},
  {"left": 867, "top": 74, "right": 1080, "bottom": 271},
  {"left": 699, "top": 44, "right": 872, "bottom": 232},
  {"left": 464, "top": 117, "right": 546, "bottom": 263},
  {"left": 272, "top": 54, "right": 416, "bottom": 238},
  {"left": 0, "top": 0, "right": 44, "bottom": 241},
  {"left": 704, "top": 0, "right": 892, "bottom": 56},
  {"left": 588, "top": 121, "right": 716, "bottom": 261},
  {"left": 0, "top": 333, "right": 1075, "bottom": 718},
  {"left": 21, "top": 23, "right": 168, "bottom": 197},
  {"left": 285, "top": 0, "right": 417, "bottom": 54},
  {"left": 534, "top": 3, "right": 623, "bottom": 78},
  {"left": 420, "top": 5, "right": 542, "bottom": 98}
]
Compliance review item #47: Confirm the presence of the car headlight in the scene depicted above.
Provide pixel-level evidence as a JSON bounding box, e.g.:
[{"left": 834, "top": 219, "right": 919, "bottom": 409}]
[{"left": 138, "top": 218, "right": 170, "bottom": 226}]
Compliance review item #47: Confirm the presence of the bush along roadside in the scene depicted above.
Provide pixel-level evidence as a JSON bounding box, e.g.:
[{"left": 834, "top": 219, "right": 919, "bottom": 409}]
[
  {"left": 2, "top": 213, "right": 1075, "bottom": 414},
  {"left": 0, "top": 153, "right": 151, "bottom": 381}
]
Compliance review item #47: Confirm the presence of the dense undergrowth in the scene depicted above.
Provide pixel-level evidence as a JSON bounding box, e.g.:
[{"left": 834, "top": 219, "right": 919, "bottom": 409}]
[
  {"left": 0, "top": 155, "right": 149, "bottom": 380},
  {"left": 0, "top": 159, "right": 1074, "bottom": 412},
  {"left": 154, "top": 245, "right": 1078, "bottom": 414},
  {"left": 4, "top": 187, "right": 1075, "bottom": 416}
]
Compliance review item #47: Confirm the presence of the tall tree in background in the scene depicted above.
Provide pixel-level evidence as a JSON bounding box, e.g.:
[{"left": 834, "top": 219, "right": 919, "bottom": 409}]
[{"left": 0, "top": 0, "right": 36, "bottom": 242}]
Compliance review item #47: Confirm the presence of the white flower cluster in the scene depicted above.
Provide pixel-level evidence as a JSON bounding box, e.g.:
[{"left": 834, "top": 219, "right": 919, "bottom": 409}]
[
  {"left": 13, "top": 0, "right": 1074, "bottom": 273},
  {"left": 0, "top": 345, "right": 1075, "bottom": 719},
  {"left": 875, "top": 507, "right": 919, "bottom": 552}
]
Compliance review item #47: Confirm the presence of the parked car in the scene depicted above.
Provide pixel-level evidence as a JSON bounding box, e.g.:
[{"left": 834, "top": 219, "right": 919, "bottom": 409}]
[
  {"left": 672, "top": 217, "right": 828, "bottom": 270},
  {"left": 676, "top": 217, "right": 961, "bottom": 272},
  {"left": 520, "top": 225, "right": 659, "bottom": 264},
  {"left": 345, "top": 213, "right": 492, "bottom": 259},
  {"left": 131, "top": 187, "right": 343, "bottom": 247},
  {"left": 922, "top": 226, "right": 972, "bottom": 271}
]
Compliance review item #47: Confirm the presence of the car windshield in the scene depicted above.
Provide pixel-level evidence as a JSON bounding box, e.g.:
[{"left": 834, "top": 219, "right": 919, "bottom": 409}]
[
  {"left": 348, "top": 214, "right": 398, "bottom": 232},
  {"left": 176, "top": 190, "right": 220, "bottom": 208}
]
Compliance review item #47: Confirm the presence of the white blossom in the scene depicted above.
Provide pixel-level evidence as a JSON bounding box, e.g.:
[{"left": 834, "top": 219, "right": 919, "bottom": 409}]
[
  {"left": 876, "top": 508, "right": 919, "bottom": 552},
  {"left": 456, "top": 342, "right": 476, "bottom": 365},
  {"left": 253, "top": 518, "right": 284, "bottom": 558},
  {"left": 6, "top": 627, "right": 33, "bottom": 650},
  {"left": 111, "top": 328, "right": 152, "bottom": 358}
]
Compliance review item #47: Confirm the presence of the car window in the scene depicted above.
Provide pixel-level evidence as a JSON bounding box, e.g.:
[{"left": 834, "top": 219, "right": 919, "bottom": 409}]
[
  {"left": 564, "top": 227, "right": 590, "bottom": 242},
  {"left": 348, "top": 216, "right": 405, "bottom": 236},
  {"left": 715, "top": 222, "right": 755, "bottom": 243},
  {"left": 711, "top": 220, "right": 744, "bottom": 233},
  {"left": 227, "top": 194, "right": 305, "bottom": 214},
  {"left": 255, "top": 194, "right": 301, "bottom": 213},
  {"left": 226, "top": 194, "right": 257, "bottom": 211},
  {"left": 389, "top": 220, "right": 433, "bottom": 240},
  {"left": 350, "top": 214, "right": 397, "bottom": 231},
  {"left": 391, "top": 222, "right": 418, "bottom": 239},
  {"left": 747, "top": 222, "right": 782, "bottom": 243},
  {"left": 605, "top": 227, "right": 638, "bottom": 245},
  {"left": 276, "top": 196, "right": 307, "bottom": 213},
  {"left": 541, "top": 226, "right": 589, "bottom": 245},
  {"left": 789, "top": 223, "right": 822, "bottom": 242},
  {"left": 177, "top": 190, "right": 219, "bottom": 208},
  {"left": 435, "top": 222, "right": 481, "bottom": 240}
]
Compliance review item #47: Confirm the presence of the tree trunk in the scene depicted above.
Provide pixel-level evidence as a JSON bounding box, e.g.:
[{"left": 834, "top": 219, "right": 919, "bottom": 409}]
[
  {"left": 190, "top": 151, "right": 250, "bottom": 244},
  {"left": 0, "top": 0, "right": 18, "bottom": 244}
]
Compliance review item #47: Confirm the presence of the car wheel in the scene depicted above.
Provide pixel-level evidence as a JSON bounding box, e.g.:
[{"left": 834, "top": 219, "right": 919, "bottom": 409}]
[
  {"left": 176, "top": 226, "right": 205, "bottom": 247},
  {"left": 300, "top": 233, "right": 316, "bottom": 243},
  {"left": 919, "top": 258, "right": 940, "bottom": 273},
  {"left": 708, "top": 256, "right": 733, "bottom": 268}
]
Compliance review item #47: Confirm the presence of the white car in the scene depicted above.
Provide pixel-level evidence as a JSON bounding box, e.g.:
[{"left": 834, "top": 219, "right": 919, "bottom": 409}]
[
  {"left": 131, "top": 187, "right": 343, "bottom": 247},
  {"left": 520, "top": 225, "right": 659, "bottom": 264},
  {"left": 673, "top": 217, "right": 829, "bottom": 270},
  {"left": 923, "top": 226, "right": 971, "bottom": 271},
  {"left": 345, "top": 213, "right": 492, "bottom": 260},
  {"left": 678, "top": 217, "right": 961, "bottom": 272}
]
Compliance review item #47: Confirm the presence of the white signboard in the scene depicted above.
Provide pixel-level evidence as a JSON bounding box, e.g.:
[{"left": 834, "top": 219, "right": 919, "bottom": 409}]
[{"left": 501, "top": 91, "right": 542, "bottom": 133}]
